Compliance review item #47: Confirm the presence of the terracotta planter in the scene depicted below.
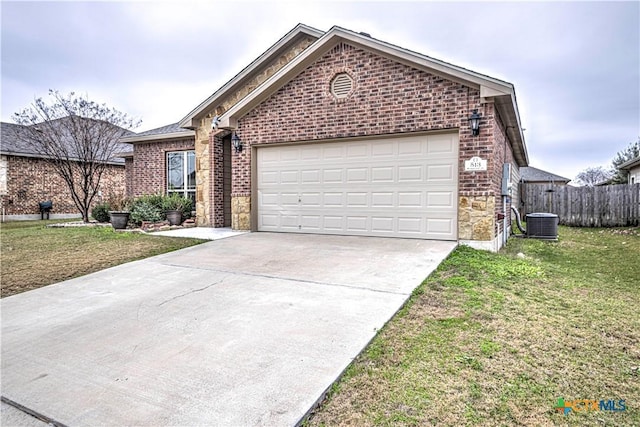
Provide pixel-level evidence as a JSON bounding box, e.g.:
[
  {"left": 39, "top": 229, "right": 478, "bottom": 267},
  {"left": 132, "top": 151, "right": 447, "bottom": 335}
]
[
  {"left": 109, "top": 211, "right": 130, "bottom": 230},
  {"left": 166, "top": 210, "right": 183, "bottom": 226}
]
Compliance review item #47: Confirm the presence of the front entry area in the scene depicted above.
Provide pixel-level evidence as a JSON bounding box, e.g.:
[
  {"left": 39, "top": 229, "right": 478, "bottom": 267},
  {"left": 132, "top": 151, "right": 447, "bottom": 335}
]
[{"left": 257, "top": 132, "right": 459, "bottom": 240}]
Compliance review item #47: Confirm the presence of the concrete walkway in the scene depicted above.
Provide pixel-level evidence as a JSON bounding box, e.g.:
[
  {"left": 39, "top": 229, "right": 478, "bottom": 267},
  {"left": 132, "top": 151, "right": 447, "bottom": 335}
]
[
  {"left": 1, "top": 233, "right": 456, "bottom": 426},
  {"left": 149, "top": 226, "right": 249, "bottom": 240}
]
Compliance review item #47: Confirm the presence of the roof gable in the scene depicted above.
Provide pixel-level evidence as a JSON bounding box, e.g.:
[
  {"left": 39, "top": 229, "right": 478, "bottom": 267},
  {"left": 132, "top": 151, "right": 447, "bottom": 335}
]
[
  {"left": 178, "top": 23, "right": 323, "bottom": 129},
  {"left": 216, "top": 25, "right": 527, "bottom": 165}
]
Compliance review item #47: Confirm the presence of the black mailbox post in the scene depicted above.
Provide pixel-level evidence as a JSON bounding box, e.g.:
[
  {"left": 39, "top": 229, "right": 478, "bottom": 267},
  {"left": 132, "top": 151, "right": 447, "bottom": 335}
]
[{"left": 39, "top": 201, "right": 53, "bottom": 220}]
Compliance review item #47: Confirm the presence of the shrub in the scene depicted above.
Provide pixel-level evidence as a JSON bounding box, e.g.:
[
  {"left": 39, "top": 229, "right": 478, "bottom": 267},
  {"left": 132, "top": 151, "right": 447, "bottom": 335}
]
[
  {"left": 163, "top": 193, "right": 193, "bottom": 216},
  {"left": 130, "top": 200, "right": 163, "bottom": 225},
  {"left": 105, "top": 193, "right": 132, "bottom": 212},
  {"left": 91, "top": 203, "right": 111, "bottom": 223}
]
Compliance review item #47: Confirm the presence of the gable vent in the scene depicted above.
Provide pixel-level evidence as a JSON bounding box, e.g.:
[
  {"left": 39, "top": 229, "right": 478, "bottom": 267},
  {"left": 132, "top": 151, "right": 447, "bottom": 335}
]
[{"left": 331, "top": 73, "right": 353, "bottom": 99}]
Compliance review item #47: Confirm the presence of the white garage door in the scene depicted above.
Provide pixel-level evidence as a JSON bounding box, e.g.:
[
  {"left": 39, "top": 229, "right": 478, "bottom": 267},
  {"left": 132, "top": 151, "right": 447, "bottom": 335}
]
[{"left": 257, "top": 133, "right": 458, "bottom": 240}]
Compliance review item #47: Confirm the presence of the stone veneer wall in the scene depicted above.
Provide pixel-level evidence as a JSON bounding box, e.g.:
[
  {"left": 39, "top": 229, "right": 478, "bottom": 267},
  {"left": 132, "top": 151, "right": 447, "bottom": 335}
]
[
  {"left": 193, "top": 36, "right": 317, "bottom": 226},
  {"left": 233, "top": 42, "right": 501, "bottom": 239},
  {"left": 0, "top": 155, "right": 125, "bottom": 215},
  {"left": 231, "top": 194, "right": 251, "bottom": 230}
]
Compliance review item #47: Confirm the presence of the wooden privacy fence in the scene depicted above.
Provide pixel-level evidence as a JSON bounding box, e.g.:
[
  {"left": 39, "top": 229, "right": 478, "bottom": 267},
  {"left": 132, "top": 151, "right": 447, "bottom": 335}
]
[{"left": 521, "top": 183, "right": 640, "bottom": 227}]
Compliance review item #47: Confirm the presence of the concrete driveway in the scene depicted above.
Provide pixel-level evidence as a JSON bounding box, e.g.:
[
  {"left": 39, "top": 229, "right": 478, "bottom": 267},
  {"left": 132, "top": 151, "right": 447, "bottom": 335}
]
[{"left": 1, "top": 233, "right": 455, "bottom": 426}]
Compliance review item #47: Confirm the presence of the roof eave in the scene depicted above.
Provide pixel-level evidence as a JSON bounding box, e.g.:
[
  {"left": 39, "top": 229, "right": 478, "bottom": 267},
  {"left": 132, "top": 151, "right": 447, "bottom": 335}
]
[
  {"left": 0, "top": 151, "right": 125, "bottom": 165},
  {"left": 178, "top": 23, "right": 324, "bottom": 130},
  {"left": 120, "top": 130, "right": 195, "bottom": 144},
  {"left": 618, "top": 156, "right": 640, "bottom": 170}
]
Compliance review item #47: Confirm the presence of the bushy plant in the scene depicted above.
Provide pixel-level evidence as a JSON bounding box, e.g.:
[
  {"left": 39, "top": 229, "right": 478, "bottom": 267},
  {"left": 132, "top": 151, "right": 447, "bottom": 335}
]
[
  {"left": 105, "top": 193, "right": 132, "bottom": 212},
  {"left": 163, "top": 193, "right": 193, "bottom": 215},
  {"left": 130, "top": 200, "right": 163, "bottom": 225},
  {"left": 91, "top": 203, "right": 111, "bottom": 223}
]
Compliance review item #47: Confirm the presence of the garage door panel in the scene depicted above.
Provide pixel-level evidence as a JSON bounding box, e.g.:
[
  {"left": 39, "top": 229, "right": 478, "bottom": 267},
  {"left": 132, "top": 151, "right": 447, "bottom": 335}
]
[
  {"left": 346, "top": 216, "right": 368, "bottom": 231},
  {"left": 280, "top": 193, "right": 299, "bottom": 205},
  {"left": 371, "top": 192, "right": 394, "bottom": 207},
  {"left": 428, "top": 135, "right": 456, "bottom": 154},
  {"left": 398, "top": 192, "right": 422, "bottom": 207},
  {"left": 427, "top": 164, "right": 454, "bottom": 181},
  {"left": 323, "top": 169, "right": 343, "bottom": 183},
  {"left": 398, "top": 140, "right": 423, "bottom": 155},
  {"left": 346, "top": 168, "right": 368, "bottom": 182},
  {"left": 301, "top": 169, "right": 320, "bottom": 183},
  {"left": 258, "top": 133, "right": 458, "bottom": 240},
  {"left": 371, "top": 167, "right": 394, "bottom": 182},
  {"left": 426, "top": 218, "right": 455, "bottom": 235},
  {"left": 346, "top": 192, "right": 368, "bottom": 207},
  {"left": 346, "top": 144, "right": 368, "bottom": 158},
  {"left": 372, "top": 142, "right": 394, "bottom": 157},
  {"left": 371, "top": 217, "right": 394, "bottom": 232},
  {"left": 427, "top": 192, "right": 454, "bottom": 208},
  {"left": 398, "top": 166, "right": 422, "bottom": 181}
]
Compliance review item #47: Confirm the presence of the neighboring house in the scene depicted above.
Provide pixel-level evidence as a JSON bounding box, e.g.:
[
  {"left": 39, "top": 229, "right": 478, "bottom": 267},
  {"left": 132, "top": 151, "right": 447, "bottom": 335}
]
[
  {"left": 618, "top": 156, "right": 640, "bottom": 185},
  {"left": 0, "top": 121, "right": 131, "bottom": 220},
  {"left": 123, "top": 24, "right": 529, "bottom": 251},
  {"left": 519, "top": 166, "right": 571, "bottom": 185}
]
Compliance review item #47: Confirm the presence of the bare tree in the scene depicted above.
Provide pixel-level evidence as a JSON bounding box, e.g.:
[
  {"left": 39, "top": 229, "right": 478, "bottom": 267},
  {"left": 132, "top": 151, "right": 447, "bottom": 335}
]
[
  {"left": 12, "top": 90, "right": 140, "bottom": 222},
  {"left": 575, "top": 166, "right": 612, "bottom": 187}
]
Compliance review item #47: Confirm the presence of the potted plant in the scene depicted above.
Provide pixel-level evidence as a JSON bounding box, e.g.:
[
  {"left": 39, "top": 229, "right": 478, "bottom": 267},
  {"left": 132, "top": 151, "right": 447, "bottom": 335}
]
[
  {"left": 163, "top": 193, "right": 192, "bottom": 226},
  {"left": 107, "top": 194, "right": 132, "bottom": 230}
]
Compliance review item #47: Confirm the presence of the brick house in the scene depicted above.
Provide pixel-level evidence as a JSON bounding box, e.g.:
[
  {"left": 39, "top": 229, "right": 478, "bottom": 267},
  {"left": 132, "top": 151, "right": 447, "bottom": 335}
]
[
  {"left": 123, "top": 24, "right": 528, "bottom": 251},
  {"left": 0, "top": 121, "right": 130, "bottom": 220}
]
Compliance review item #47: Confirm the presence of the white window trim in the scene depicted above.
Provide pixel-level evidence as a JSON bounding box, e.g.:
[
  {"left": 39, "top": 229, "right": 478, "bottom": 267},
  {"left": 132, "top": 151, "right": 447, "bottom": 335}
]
[{"left": 166, "top": 151, "right": 195, "bottom": 201}]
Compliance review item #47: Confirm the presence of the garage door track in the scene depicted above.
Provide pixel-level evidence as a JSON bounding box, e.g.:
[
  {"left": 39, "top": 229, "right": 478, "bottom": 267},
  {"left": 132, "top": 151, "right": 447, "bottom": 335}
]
[{"left": 1, "top": 233, "right": 455, "bottom": 426}]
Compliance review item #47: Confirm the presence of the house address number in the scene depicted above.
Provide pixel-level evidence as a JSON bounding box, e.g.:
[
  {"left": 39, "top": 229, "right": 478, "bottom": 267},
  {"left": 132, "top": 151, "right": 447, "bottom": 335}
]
[{"left": 465, "top": 156, "right": 487, "bottom": 171}]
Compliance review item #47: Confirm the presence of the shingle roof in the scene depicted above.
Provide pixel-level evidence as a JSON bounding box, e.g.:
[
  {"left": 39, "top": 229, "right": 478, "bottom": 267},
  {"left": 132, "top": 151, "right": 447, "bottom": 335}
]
[
  {"left": 134, "top": 122, "right": 185, "bottom": 137},
  {"left": 119, "top": 122, "right": 194, "bottom": 143},
  {"left": 1, "top": 120, "right": 133, "bottom": 165},
  {"left": 520, "top": 166, "right": 571, "bottom": 183}
]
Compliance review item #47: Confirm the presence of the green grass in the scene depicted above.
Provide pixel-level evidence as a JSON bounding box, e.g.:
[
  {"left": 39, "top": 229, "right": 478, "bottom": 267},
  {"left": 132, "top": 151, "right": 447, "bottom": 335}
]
[
  {"left": 307, "top": 226, "right": 640, "bottom": 426},
  {"left": 0, "top": 220, "right": 207, "bottom": 297}
]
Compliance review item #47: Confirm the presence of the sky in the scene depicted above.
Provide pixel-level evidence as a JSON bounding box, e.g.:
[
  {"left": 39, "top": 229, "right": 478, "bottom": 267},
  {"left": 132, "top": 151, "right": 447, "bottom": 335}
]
[{"left": 1, "top": 1, "right": 638, "bottom": 182}]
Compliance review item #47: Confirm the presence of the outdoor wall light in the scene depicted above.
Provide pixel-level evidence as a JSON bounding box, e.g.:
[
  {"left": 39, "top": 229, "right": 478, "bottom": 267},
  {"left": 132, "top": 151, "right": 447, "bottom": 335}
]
[
  {"left": 468, "top": 109, "right": 481, "bottom": 136},
  {"left": 231, "top": 131, "right": 243, "bottom": 153}
]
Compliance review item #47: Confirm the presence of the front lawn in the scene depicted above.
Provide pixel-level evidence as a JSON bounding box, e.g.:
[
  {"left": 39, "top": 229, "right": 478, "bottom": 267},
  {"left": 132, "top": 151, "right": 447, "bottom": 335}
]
[
  {"left": 0, "top": 220, "right": 206, "bottom": 297},
  {"left": 307, "top": 227, "right": 640, "bottom": 426}
]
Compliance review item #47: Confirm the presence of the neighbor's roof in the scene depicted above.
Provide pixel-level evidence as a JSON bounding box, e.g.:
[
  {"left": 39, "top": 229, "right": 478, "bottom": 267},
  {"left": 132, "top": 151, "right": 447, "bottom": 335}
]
[
  {"left": 618, "top": 155, "right": 640, "bottom": 170},
  {"left": 0, "top": 120, "right": 132, "bottom": 165},
  {"left": 120, "top": 122, "right": 194, "bottom": 144},
  {"left": 520, "top": 166, "right": 571, "bottom": 183}
]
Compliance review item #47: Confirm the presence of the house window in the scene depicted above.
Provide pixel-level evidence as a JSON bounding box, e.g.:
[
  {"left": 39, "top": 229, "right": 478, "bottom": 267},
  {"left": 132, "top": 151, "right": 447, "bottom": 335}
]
[
  {"left": 632, "top": 176, "right": 636, "bottom": 185},
  {"left": 167, "top": 151, "right": 196, "bottom": 205}
]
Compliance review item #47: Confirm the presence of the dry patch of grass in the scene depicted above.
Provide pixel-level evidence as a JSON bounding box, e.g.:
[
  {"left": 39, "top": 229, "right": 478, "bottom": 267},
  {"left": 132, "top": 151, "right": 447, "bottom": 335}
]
[
  {"left": 1, "top": 220, "right": 206, "bottom": 297},
  {"left": 307, "top": 227, "right": 640, "bottom": 426}
]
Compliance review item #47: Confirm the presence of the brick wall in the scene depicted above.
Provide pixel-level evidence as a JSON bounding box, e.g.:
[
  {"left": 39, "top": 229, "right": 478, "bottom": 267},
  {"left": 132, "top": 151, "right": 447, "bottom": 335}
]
[
  {"left": 125, "top": 157, "right": 134, "bottom": 197},
  {"left": 490, "top": 106, "right": 517, "bottom": 238},
  {"left": 234, "top": 42, "right": 493, "bottom": 196},
  {"left": 0, "top": 155, "right": 125, "bottom": 215},
  {"left": 131, "top": 137, "right": 195, "bottom": 197}
]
